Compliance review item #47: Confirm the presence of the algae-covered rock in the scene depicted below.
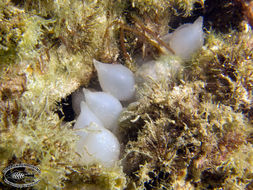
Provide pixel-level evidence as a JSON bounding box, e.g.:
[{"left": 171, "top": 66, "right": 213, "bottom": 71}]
[{"left": 0, "top": 0, "right": 252, "bottom": 189}]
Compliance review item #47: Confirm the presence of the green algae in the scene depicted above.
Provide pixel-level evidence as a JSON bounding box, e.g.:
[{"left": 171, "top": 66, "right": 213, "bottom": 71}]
[{"left": 0, "top": 0, "right": 252, "bottom": 189}]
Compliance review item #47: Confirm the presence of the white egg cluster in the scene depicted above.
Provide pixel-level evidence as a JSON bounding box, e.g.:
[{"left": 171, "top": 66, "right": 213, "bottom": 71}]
[
  {"left": 72, "top": 60, "right": 135, "bottom": 167},
  {"left": 71, "top": 17, "right": 204, "bottom": 167},
  {"left": 136, "top": 17, "right": 204, "bottom": 83}
]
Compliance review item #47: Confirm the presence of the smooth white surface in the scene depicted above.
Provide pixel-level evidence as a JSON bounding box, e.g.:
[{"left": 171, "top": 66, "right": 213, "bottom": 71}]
[
  {"left": 84, "top": 89, "right": 123, "bottom": 131},
  {"left": 169, "top": 16, "right": 204, "bottom": 60},
  {"left": 94, "top": 59, "right": 135, "bottom": 101},
  {"left": 76, "top": 125, "right": 120, "bottom": 167},
  {"left": 73, "top": 101, "right": 103, "bottom": 130}
]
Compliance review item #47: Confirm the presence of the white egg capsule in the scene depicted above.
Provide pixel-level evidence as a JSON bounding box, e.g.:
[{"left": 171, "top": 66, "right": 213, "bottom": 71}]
[
  {"left": 73, "top": 101, "right": 103, "bottom": 130},
  {"left": 135, "top": 56, "right": 183, "bottom": 84},
  {"left": 93, "top": 59, "right": 135, "bottom": 101},
  {"left": 166, "top": 16, "right": 204, "bottom": 60},
  {"left": 76, "top": 125, "right": 120, "bottom": 167},
  {"left": 84, "top": 89, "right": 123, "bottom": 132}
]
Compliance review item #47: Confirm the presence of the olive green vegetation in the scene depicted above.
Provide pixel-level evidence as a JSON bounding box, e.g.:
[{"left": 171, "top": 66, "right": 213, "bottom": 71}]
[
  {"left": 0, "top": 0, "right": 252, "bottom": 190},
  {"left": 120, "top": 80, "right": 252, "bottom": 189},
  {"left": 119, "top": 26, "right": 252, "bottom": 189},
  {"left": 192, "top": 31, "right": 253, "bottom": 120},
  {"left": 0, "top": 0, "right": 125, "bottom": 189},
  {"left": 131, "top": 0, "right": 203, "bottom": 16}
]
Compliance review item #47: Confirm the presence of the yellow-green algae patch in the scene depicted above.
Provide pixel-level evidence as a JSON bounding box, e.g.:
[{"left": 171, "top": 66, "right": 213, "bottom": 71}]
[
  {"left": 0, "top": 0, "right": 252, "bottom": 189},
  {"left": 191, "top": 30, "right": 253, "bottom": 121},
  {"left": 119, "top": 24, "right": 252, "bottom": 189},
  {"left": 120, "top": 80, "right": 252, "bottom": 189},
  {"left": 131, "top": 0, "right": 204, "bottom": 16},
  {"left": 0, "top": 0, "right": 126, "bottom": 189}
]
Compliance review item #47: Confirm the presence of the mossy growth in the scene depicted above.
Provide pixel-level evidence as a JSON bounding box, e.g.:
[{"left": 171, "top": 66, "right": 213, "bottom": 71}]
[
  {"left": 0, "top": 0, "right": 126, "bottom": 189},
  {"left": 118, "top": 21, "right": 252, "bottom": 189},
  {"left": 64, "top": 165, "right": 126, "bottom": 190},
  {"left": 131, "top": 0, "right": 204, "bottom": 16},
  {"left": 119, "top": 80, "right": 252, "bottom": 189},
  {"left": 0, "top": 94, "right": 126, "bottom": 190},
  {"left": 191, "top": 29, "right": 253, "bottom": 121},
  {"left": 0, "top": 0, "right": 252, "bottom": 189},
  {"left": 0, "top": 94, "right": 77, "bottom": 189},
  {"left": 0, "top": 0, "right": 24, "bottom": 67}
]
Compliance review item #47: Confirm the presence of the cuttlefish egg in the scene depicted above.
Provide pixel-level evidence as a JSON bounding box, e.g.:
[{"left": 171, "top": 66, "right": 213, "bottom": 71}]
[
  {"left": 73, "top": 101, "right": 103, "bottom": 130},
  {"left": 93, "top": 59, "right": 135, "bottom": 101},
  {"left": 165, "top": 16, "right": 204, "bottom": 60},
  {"left": 84, "top": 89, "right": 123, "bottom": 131},
  {"left": 76, "top": 124, "right": 120, "bottom": 167}
]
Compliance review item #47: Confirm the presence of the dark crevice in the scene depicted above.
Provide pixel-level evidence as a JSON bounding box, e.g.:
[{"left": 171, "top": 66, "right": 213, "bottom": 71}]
[
  {"left": 204, "top": 0, "right": 243, "bottom": 33},
  {"left": 55, "top": 95, "right": 75, "bottom": 122}
]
